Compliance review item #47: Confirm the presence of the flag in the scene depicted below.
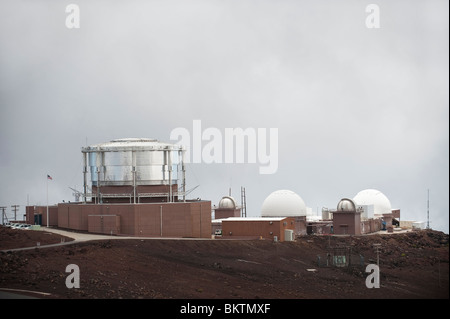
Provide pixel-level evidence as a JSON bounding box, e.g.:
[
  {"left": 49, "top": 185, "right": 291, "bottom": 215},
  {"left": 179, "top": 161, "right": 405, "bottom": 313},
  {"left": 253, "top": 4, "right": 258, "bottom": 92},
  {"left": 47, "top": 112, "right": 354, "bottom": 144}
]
[{"left": 47, "top": 175, "right": 53, "bottom": 180}]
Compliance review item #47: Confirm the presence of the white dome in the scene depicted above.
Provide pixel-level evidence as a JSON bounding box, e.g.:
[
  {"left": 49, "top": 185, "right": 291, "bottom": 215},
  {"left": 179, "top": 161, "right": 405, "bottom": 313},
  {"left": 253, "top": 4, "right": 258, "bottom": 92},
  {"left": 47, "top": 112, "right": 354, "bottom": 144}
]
[
  {"left": 218, "top": 196, "right": 237, "bottom": 209},
  {"left": 353, "top": 189, "right": 392, "bottom": 216},
  {"left": 261, "top": 190, "right": 307, "bottom": 217}
]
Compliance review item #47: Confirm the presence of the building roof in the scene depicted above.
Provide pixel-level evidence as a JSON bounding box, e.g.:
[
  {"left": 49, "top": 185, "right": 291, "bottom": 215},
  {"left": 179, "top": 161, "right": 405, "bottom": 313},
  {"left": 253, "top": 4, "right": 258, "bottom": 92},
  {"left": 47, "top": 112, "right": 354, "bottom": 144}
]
[
  {"left": 82, "top": 138, "right": 184, "bottom": 152},
  {"left": 218, "top": 196, "right": 238, "bottom": 209},
  {"left": 336, "top": 198, "right": 358, "bottom": 212}
]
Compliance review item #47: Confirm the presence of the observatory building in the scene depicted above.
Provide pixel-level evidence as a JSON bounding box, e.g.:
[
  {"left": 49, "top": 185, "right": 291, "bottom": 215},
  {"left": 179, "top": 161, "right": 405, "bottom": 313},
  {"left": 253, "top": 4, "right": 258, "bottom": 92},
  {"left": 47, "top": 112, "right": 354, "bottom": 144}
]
[
  {"left": 329, "top": 189, "right": 400, "bottom": 234},
  {"left": 213, "top": 190, "right": 299, "bottom": 241},
  {"left": 332, "top": 198, "right": 362, "bottom": 235},
  {"left": 81, "top": 138, "right": 185, "bottom": 204},
  {"left": 261, "top": 190, "right": 307, "bottom": 236},
  {"left": 23, "top": 138, "right": 404, "bottom": 240},
  {"left": 353, "top": 188, "right": 392, "bottom": 218},
  {"left": 211, "top": 195, "right": 242, "bottom": 236},
  {"left": 26, "top": 138, "right": 211, "bottom": 238},
  {"left": 353, "top": 188, "right": 399, "bottom": 232},
  {"left": 214, "top": 196, "right": 241, "bottom": 219},
  {"left": 261, "top": 189, "right": 307, "bottom": 217}
]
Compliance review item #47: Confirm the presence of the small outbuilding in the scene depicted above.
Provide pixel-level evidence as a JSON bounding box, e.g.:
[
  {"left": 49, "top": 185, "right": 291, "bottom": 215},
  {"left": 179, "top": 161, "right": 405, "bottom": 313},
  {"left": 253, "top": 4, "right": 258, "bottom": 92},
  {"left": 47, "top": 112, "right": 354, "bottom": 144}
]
[
  {"left": 221, "top": 217, "right": 296, "bottom": 241},
  {"left": 333, "top": 198, "right": 362, "bottom": 235},
  {"left": 214, "top": 196, "right": 241, "bottom": 219}
]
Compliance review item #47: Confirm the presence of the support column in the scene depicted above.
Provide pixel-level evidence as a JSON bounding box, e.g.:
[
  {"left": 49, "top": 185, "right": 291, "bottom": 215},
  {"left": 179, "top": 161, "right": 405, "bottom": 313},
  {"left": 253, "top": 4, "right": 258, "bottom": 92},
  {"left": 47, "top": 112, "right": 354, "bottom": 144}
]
[
  {"left": 132, "top": 166, "right": 136, "bottom": 204},
  {"left": 96, "top": 167, "right": 100, "bottom": 204},
  {"left": 160, "top": 205, "right": 163, "bottom": 237},
  {"left": 200, "top": 203, "right": 202, "bottom": 238},
  {"left": 83, "top": 151, "right": 88, "bottom": 204},
  {"left": 168, "top": 150, "right": 172, "bottom": 203},
  {"left": 181, "top": 149, "right": 186, "bottom": 202},
  {"left": 132, "top": 151, "right": 136, "bottom": 204}
]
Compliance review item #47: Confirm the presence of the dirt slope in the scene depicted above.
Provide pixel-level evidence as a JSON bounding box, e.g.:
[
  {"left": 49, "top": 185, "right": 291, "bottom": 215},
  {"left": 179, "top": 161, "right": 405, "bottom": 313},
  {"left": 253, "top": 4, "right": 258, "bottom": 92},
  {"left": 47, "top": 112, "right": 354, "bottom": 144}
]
[
  {"left": 0, "top": 227, "right": 74, "bottom": 250},
  {"left": 0, "top": 227, "right": 448, "bottom": 300}
]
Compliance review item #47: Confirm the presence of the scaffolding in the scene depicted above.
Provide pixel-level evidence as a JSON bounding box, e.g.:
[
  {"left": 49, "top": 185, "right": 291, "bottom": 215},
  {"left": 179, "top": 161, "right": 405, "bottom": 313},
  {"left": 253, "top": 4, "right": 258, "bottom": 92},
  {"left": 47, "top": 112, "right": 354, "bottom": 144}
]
[{"left": 79, "top": 186, "right": 200, "bottom": 204}]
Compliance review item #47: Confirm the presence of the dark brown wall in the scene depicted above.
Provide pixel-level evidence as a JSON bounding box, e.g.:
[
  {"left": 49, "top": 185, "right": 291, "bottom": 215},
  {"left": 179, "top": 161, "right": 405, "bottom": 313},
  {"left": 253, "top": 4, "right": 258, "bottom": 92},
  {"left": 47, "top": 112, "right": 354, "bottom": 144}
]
[
  {"left": 57, "top": 201, "right": 211, "bottom": 238},
  {"left": 214, "top": 208, "right": 241, "bottom": 219},
  {"left": 26, "top": 206, "right": 34, "bottom": 224},
  {"left": 26, "top": 206, "right": 58, "bottom": 226},
  {"left": 222, "top": 218, "right": 295, "bottom": 241},
  {"left": 333, "top": 212, "right": 361, "bottom": 235},
  {"left": 88, "top": 215, "right": 120, "bottom": 235},
  {"left": 391, "top": 209, "right": 400, "bottom": 219},
  {"left": 187, "top": 201, "right": 211, "bottom": 238}
]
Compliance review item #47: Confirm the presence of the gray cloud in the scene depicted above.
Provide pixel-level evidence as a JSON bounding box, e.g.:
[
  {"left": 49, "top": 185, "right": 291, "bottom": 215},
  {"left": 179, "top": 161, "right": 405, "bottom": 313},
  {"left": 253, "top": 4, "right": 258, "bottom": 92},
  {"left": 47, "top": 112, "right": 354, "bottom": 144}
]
[{"left": 0, "top": 0, "right": 448, "bottom": 232}]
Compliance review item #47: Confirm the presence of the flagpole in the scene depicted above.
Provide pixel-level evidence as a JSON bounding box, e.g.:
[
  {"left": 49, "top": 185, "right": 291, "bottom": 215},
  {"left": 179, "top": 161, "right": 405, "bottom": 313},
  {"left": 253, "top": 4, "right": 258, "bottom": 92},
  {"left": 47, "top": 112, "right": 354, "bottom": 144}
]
[{"left": 47, "top": 175, "right": 49, "bottom": 227}]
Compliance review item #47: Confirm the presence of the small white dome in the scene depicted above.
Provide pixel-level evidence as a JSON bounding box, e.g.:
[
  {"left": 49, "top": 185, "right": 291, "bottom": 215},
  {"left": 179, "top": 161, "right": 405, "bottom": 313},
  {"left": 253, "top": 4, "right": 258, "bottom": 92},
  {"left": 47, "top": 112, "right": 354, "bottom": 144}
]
[
  {"left": 337, "top": 198, "right": 357, "bottom": 212},
  {"left": 353, "top": 189, "right": 392, "bottom": 216},
  {"left": 261, "top": 190, "right": 307, "bottom": 217},
  {"left": 218, "top": 196, "right": 237, "bottom": 209}
]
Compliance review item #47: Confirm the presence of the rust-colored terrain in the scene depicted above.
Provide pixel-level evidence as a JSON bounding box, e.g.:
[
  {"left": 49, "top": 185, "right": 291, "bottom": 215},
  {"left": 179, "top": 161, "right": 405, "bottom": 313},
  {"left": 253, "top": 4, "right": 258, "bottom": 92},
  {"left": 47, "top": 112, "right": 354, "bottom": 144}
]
[{"left": 0, "top": 226, "right": 448, "bottom": 300}]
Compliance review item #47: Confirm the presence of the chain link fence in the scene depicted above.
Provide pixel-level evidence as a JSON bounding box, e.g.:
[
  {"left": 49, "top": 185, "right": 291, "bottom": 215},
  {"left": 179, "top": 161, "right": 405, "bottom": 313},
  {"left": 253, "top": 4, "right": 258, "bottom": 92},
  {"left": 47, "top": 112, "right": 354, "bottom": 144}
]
[{"left": 317, "top": 245, "right": 365, "bottom": 268}]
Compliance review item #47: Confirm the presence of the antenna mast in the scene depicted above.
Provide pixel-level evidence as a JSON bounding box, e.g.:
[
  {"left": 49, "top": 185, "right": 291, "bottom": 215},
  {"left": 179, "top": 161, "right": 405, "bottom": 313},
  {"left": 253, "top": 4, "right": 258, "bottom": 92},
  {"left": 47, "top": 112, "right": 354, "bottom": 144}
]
[{"left": 241, "top": 186, "right": 247, "bottom": 217}]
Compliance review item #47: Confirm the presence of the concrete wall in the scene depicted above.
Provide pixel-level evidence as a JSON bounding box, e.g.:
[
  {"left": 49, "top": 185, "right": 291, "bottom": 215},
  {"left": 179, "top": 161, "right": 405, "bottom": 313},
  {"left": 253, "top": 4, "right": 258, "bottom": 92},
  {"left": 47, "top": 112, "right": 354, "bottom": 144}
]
[
  {"left": 294, "top": 216, "right": 307, "bottom": 236},
  {"left": 307, "top": 221, "right": 333, "bottom": 235},
  {"left": 360, "top": 218, "right": 382, "bottom": 234},
  {"left": 400, "top": 220, "right": 417, "bottom": 229}
]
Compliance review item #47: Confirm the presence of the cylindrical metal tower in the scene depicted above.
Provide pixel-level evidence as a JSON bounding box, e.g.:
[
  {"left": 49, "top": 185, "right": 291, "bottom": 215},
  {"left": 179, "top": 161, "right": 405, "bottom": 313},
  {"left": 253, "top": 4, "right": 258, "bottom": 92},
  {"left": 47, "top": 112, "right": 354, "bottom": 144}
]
[{"left": 81, "top": 138, "right": 186, "bottom": 204}]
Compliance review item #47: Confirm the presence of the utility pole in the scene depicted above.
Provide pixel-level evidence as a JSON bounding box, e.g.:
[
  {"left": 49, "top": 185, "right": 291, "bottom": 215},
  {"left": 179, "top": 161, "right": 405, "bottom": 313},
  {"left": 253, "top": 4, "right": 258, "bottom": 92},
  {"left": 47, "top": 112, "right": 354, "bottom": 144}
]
[{"left": 11, "top": 205, "right": 20, "bottom": 221}]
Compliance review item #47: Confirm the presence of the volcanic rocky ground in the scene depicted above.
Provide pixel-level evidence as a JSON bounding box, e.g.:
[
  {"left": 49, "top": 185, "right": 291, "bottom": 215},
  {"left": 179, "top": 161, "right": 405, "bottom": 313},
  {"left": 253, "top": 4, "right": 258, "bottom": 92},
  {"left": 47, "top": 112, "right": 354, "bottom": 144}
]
[{"left": 0, "top": 226, "right": 448, "bottom": 300}]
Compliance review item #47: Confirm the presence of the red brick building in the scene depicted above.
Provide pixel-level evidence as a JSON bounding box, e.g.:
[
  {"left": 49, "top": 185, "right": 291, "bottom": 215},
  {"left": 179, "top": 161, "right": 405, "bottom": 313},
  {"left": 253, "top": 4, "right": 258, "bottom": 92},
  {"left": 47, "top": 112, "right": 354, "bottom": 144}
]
[
  {"left": 213, "top": 196, "right": 241, "bottom": 219},
  {"left": 27, "top": 200, "right": 211, "bottom": 238},
  {"left": 333, "top": 198, "right": 362, "bottom": 235},
  {"left": 221, "top": 217, "right": 296, "bottom": 242}
]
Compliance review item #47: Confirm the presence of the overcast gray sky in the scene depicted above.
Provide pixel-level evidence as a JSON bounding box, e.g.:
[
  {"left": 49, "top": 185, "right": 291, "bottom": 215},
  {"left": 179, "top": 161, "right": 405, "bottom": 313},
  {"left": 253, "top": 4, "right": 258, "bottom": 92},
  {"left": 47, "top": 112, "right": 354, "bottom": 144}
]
[{"left": 0, "top": 0, "right": 448, "bottom": 233}]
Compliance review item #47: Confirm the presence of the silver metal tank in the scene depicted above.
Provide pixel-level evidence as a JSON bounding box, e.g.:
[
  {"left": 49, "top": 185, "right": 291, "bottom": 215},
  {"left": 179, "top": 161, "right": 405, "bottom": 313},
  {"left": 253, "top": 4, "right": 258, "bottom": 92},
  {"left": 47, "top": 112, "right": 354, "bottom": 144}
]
[{"left": 81, "top": 138, "right": 185, "bottom": 202}]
